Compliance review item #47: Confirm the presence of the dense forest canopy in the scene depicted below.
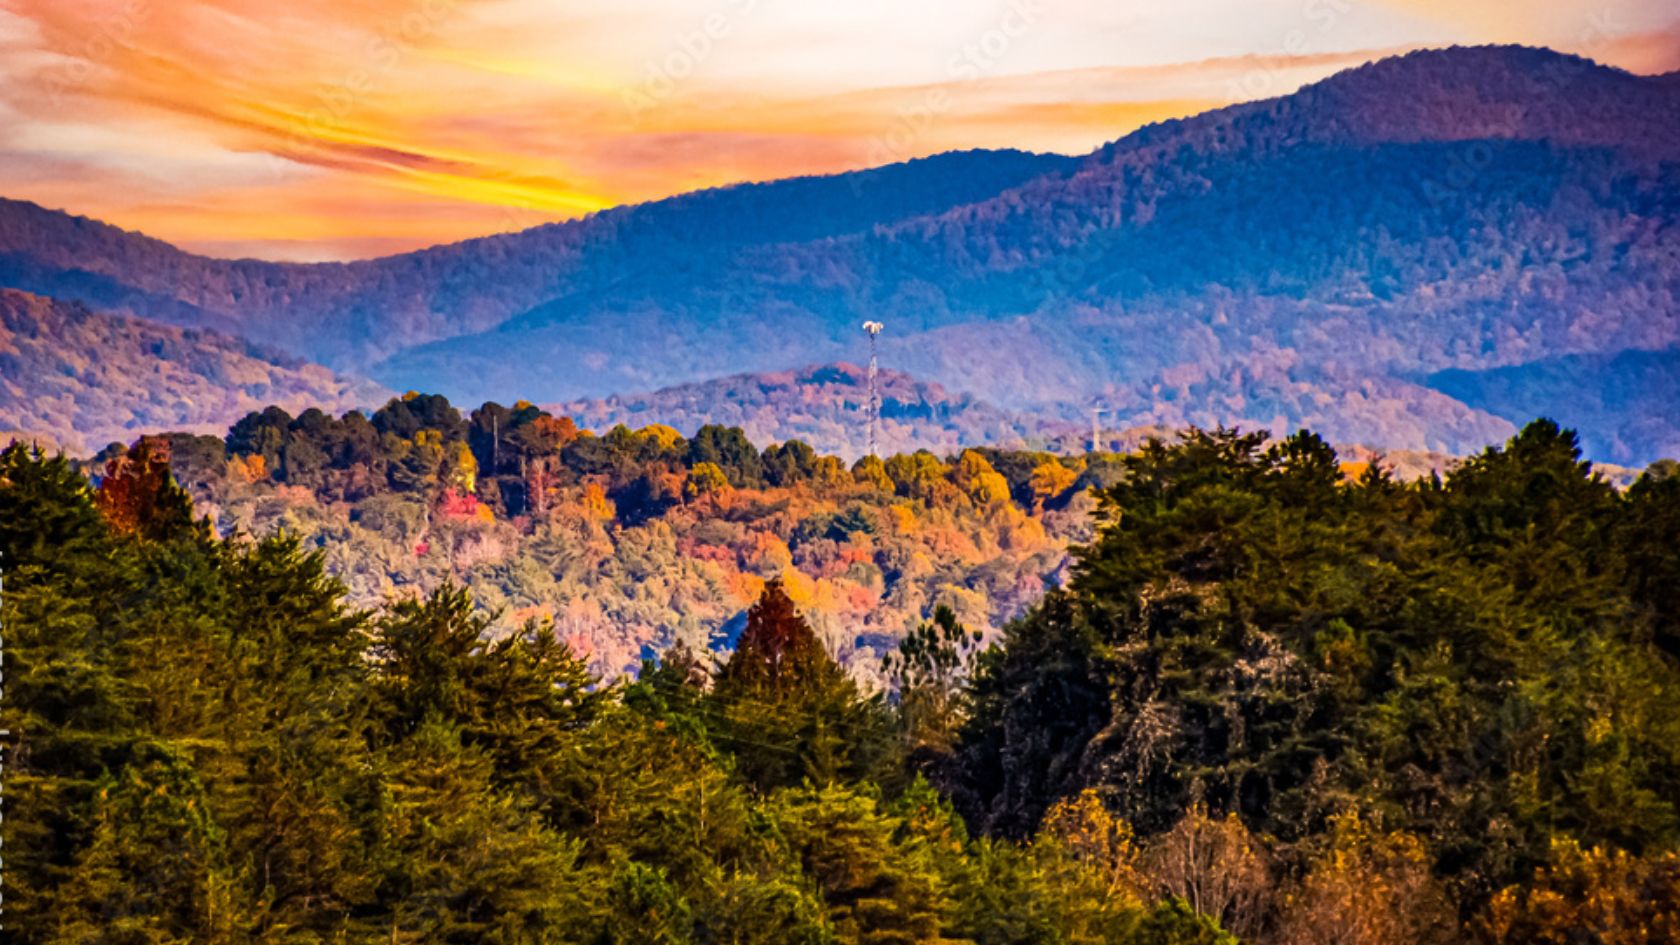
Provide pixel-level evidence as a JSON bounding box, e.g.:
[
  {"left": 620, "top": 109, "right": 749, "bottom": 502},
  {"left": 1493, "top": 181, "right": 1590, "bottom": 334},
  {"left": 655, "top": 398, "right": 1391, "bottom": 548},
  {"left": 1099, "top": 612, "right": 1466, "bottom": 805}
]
[
  {"left": 129, "top": 392, "right": 1097, "bottom": 678},
  {"left": 952, "top": 425, "right": 1680, "bottom": 902},
  {"left": 3, "top": 410, "right": 1678, "bottom": 943}
]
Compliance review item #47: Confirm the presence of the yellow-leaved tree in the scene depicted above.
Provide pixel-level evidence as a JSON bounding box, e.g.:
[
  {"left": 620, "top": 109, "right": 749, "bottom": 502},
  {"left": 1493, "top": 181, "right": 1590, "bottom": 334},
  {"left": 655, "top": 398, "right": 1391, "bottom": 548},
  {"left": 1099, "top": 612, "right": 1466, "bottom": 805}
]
[
  {"left": 1482, "top": 840, "right": 1680, "bottom": 945},
  {"left": 1276, "top": 812, "right": 1453, "bottom": 945}
]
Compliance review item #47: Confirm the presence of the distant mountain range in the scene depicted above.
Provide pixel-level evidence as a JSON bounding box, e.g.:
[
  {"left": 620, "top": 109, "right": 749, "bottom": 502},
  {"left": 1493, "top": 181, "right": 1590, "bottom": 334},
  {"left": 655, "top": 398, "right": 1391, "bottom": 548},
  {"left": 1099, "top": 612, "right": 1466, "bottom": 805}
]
[
  {"left": 0, "top": 289, "right": 385, "bottom": 454},
  {"left": 1, "top": 45, "right": 1676, "bottom": 463},
  {"left": 0, "top": 148, "right": 1073, "bottom": 368}
]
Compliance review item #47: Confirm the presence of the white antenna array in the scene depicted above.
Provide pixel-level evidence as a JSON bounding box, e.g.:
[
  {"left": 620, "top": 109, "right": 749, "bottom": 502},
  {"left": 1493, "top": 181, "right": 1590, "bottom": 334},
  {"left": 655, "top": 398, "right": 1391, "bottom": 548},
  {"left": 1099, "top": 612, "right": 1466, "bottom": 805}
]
[{"left": 862, "top": 321, "right": 884, "bottom": 458}]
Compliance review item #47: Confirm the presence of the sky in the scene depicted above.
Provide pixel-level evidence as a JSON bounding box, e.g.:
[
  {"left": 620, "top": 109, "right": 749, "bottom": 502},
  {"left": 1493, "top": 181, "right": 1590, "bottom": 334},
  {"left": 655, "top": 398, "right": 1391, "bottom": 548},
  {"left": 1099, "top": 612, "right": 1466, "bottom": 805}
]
[{"left": 1, "top": 0, "right": 1676, "bottom": 261}]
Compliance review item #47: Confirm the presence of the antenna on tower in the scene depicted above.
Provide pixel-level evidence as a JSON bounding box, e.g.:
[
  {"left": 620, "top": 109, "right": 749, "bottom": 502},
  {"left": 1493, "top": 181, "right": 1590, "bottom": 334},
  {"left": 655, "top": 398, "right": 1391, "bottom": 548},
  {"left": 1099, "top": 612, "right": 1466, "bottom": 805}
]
[
  {"left": 862, "top": 321, "right": 885, "bottom": 458},
  {"left": 1090, "top": 407, "right": 1106, "bottom": 454}
]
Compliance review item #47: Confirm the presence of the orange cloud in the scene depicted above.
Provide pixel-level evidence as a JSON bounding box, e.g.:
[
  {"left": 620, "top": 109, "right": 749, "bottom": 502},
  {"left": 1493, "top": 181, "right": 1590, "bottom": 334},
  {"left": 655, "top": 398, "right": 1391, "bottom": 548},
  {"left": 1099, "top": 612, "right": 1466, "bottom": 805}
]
[{"left": 1, "top": 0, "right": 1674, "bottom": 260}]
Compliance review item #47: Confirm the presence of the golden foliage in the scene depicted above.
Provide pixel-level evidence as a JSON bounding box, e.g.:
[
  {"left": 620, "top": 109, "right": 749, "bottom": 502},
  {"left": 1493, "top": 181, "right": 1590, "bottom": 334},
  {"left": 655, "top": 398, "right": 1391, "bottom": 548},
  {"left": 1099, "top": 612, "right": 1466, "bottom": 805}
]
[
  {"left": 685, "top": 461, "right": 730, "bottom": 500},
  {"left": 1482, "top": 840, "right": 1680, "bottom": 945},
  {"left": 1027, "top": 458, "right": 1078, "bottom": 508},
  {"left": 887, "top": 452, "right": 947, "bottom": 502},
  {"left": 449, "top": 441, "right": 478, "bottom": 494},
  {"left": 851, "top": 454, "right": 894, "bottom": 492},
  {"left": 1276, "top": 812, "right": 1453, "bottom": 945},
  {"left": 811, "top": 455, "right": 849, "bottom": 486},
  {"left": 581, "top": 482, "right": 615, "bottom": 521},
  {"left": 228, "top": 452, "right": 267, "bottom": 484},
  {"left": 952, "top": 450, "right": 1011, "bottom": 507},
  {"left": 726, "top": 571, "right": 767, "bottom": 607},
  {"left": 780, "top": 565, "right": 817, "bottom": 606},
  {"left": 888, "top": 503, "right": 919, "bottom": 534},
  {"left": 636, "top": 423, "right": 684, "bottom": 451},
  {"left": 1038, "top": 789, "right": 1148, "bottom": 901}
]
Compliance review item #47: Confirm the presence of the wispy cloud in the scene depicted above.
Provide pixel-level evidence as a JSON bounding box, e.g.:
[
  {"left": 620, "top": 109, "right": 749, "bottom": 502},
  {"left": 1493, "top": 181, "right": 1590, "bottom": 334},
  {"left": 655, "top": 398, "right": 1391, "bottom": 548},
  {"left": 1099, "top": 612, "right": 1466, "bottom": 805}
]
[{"left": 0, "top": 0, "right": 1673, "bottom": 260}]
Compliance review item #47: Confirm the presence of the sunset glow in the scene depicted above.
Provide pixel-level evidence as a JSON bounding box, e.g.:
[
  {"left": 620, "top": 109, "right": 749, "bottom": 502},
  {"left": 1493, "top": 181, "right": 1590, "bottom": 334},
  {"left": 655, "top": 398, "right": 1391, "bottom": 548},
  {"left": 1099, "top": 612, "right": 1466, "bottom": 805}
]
[{"left": 2, "top": 0, "right": 1676, "bottom": 261}]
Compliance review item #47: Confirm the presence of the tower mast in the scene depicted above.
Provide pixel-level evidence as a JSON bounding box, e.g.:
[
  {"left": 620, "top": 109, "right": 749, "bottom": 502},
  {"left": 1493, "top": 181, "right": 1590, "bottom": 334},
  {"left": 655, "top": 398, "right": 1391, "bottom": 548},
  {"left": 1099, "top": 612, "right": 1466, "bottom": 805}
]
[{"left": 862, "top": 321, "right": 885, "bottom": 458}]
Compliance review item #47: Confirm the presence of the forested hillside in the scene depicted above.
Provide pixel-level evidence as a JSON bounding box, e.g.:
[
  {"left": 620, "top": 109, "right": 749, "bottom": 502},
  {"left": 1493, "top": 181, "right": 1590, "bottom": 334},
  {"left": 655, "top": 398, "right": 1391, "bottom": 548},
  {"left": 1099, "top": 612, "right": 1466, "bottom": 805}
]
[
  {"left": 144, "top": 393, "right": 1101, "bottom": 677},
  {"left": 0, "top": 289, "right": 385, "bottom": 454},
  {"left": 84, "top": 391, "right": 1661, "bottom": 678},
  {"left": 559, "top": 363, "right": 1038, "bottom": 461},
  {"left": 0, "top": 148, "right": 1073, "bottom": 366},
  {"left": 4, "top": 416, "right": 1677, "bottom": 943},
  {"left": 1428, "top": 346, "right": 1680, "bottom": 465},
  {"left": 2, "top": 47, "right": 1676, "bottom": 462},
  {"left": 376, "top": 47, "right": 1680, "bottom": 461}
]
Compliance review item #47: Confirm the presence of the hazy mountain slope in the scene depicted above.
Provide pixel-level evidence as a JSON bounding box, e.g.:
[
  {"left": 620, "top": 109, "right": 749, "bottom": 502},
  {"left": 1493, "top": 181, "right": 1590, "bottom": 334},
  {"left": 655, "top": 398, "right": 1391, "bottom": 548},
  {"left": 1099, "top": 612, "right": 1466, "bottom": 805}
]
[
  {"left": 0, "top": 289, "right": 386, "bottom": 453},
  {"left": 380, "top": 46, "right": 1680, "bottom": 459},
  {"left": 3, "top": 46, "right": 1677, "bottom": 462},
  {"left": 557, "top": 363, "right": 1038, "bottom": 460},
  {"left": 556, "top": 358, "right": 1522, "bottom": 462},
  {"left": 1428, "top": 346, "right": 1680, "bottom": 465},
  {"left": 418, "top": 138, "right": 1677, "bottom": 399},
  {"left": 0, "top": 149, "right": 1076, "bottom": 367}
]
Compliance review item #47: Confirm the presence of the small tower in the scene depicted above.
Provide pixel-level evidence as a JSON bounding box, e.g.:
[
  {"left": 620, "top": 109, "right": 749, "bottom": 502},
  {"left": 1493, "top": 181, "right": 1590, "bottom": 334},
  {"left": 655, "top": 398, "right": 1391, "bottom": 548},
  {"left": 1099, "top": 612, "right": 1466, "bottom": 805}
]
[{"left": 862, "top": 321, "right": 885, "bottom": 458}]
